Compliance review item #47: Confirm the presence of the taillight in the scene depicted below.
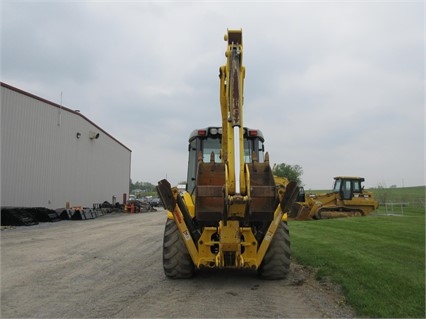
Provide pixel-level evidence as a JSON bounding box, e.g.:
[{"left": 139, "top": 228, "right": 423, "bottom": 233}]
[
  {"left": 248, "top": 130, "right": 257, "bottom": 137},
  {"left": 198, "top": 130, "right": 207, "bottom": 136}
]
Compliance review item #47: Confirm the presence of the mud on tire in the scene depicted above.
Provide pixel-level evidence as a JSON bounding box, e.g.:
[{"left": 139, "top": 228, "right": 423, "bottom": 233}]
[
  {"left": 258, "top": 221, "right": 291, "bottom": 280},
  {"left": 163, "top": 218, "right": 194, "bottom": 278}
]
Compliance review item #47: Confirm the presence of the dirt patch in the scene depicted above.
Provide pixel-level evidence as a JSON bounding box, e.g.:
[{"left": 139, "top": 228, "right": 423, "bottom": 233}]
[{"left": 288, "top": 263, "right": 355, "bottom": 318}]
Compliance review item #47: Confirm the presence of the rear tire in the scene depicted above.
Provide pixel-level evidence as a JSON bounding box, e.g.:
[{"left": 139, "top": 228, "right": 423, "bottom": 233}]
[
  {"left": 163, "top": 218, "right": 194, "bottom": 278},
  {"left": 258, "top": 221, "right": 291, "bottom": 280}
]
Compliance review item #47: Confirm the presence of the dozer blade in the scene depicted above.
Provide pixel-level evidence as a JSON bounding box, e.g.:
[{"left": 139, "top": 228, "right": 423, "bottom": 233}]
[
  {"left": 288, "top": 203, "right": 312, "bottom": 220},
  {"left": 295, "top": 205, "right": 312, "bottom": 220}
]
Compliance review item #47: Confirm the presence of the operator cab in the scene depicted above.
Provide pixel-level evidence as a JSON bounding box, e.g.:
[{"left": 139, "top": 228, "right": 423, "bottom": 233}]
[
  {"left": 333, "top": 176, "right": 365, "bottom": 200},
  {"left": 186, "top": 126, "right": 266, "bottom": 195}
]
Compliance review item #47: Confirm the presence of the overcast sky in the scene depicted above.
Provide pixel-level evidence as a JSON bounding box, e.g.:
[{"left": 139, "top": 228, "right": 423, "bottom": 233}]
[{"left": 2, "top": 1, "right": 424, "bottom": 189}]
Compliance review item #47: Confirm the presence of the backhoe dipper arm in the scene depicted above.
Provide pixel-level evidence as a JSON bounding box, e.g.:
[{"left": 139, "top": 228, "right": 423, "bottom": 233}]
[{"left": 219, "top": 29, "right": 246, "bottom": 195}]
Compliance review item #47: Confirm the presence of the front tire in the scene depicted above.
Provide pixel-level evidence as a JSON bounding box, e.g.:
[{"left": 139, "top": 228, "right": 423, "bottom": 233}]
[
  {"left": 163, "top": 218, "right": 194, "bottom": 278},
  {"left": 258, "top": 221, "right": 291, "bottom": 280}
]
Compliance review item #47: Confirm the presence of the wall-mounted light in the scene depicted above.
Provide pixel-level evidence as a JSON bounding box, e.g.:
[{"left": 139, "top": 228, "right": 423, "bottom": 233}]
[
  {"left": 76, "top": 132, "right": 81, "bottom": 139},
  {"left": 89, "top": 131, "right": 100, "bottom": 139}
]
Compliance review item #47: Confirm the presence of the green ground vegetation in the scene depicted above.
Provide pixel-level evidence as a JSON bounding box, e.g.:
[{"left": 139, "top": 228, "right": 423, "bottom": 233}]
[{"left": 289, "top": 186, "right": 425, "bottom": 318}]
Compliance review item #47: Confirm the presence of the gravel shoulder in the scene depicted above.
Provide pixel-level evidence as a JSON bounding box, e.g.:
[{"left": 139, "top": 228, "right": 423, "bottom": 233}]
[{"left": 1, "top": 210, "right": 355, "bottom": 318}]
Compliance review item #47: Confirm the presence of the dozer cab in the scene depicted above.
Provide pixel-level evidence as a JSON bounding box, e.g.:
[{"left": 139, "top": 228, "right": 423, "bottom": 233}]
[
  {"left": 157, "top": 29, "right": 299, "bottom": 279},
  {"left": 289, "top": 176, "right": 379, "bottom": 220}
]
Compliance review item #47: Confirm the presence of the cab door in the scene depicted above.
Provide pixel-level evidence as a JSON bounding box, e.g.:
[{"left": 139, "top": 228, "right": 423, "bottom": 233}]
[{"left": 341, "top": 180, "right": 353, "bottom": 200}]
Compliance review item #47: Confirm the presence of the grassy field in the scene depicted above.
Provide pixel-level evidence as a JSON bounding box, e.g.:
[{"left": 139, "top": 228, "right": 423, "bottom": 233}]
[{"left": 289, "top": 186, "right": 425, "bottom": 318}]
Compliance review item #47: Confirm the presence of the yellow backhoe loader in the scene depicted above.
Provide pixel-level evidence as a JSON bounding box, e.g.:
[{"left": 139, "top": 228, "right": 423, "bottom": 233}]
[
  {"left": 157, "top": 29, "right": 299, "bottom": 279},
  {"left": 289, "top": 176, "right": 379, "bottom": 220}
]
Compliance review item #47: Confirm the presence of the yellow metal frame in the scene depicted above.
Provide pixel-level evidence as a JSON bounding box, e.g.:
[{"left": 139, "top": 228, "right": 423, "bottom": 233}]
[
  {"left": 163, "top": 29, "right": 294, "bottom": 272},
  {"left": 219, "top": 29, "right": 246, "bottom": 195},
  {"left": 167, "top": 186, "right": 289, "bottom": 270}
]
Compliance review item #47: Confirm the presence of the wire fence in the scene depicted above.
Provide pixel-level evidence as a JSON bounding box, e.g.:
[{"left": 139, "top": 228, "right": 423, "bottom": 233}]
[{"left": 377, "top": 199, "right": 425, "bottom": 215}]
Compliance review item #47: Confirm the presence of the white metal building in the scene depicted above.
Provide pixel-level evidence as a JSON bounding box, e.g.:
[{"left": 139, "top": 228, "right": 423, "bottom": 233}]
[{"left": 1, "top": 82, "right": 132, "bottom": 209}]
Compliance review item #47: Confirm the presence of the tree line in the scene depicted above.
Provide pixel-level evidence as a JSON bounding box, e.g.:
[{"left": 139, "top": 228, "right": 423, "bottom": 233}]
[{"left": 130, "top": 163, "right": 303, "bottom": 195}]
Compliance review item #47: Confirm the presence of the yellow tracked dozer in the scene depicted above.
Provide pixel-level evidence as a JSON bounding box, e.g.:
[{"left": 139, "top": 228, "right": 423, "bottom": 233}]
[
  {"left": 157, "top": 29, "right": 299, "bottom": 279},
  {"left": 289, "top": 176, "right": 379, "bottom": 220}
]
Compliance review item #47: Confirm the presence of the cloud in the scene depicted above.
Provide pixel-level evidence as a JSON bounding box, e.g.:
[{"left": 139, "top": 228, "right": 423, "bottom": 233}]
[{"left": 2, "top": 1, "right": 424, "bottom": 189}]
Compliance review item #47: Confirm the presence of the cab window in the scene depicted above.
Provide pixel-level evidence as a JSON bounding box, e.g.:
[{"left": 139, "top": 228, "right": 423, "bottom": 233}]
[{"left": 202, "top": 138, "right": 221, "bottom": 162}]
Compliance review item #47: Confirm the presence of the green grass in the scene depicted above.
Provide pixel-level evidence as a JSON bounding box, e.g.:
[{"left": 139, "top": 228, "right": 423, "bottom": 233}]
[{"left": 289, "top": 206, "right": 425, "bottom": 317}]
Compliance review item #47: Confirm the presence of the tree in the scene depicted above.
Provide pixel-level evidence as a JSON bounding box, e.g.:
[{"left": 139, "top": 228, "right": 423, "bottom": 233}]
[
  {"left": 272, "top": 163, "right": 303, "bottom": 186},
  {"left": 130, "top": 181, "right": 157, "bottom": 196}
]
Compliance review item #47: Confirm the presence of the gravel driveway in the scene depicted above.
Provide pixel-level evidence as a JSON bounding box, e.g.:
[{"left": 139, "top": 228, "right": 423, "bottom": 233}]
[{"left": 1, "top": 210, "right": 355, "bottom": 318}]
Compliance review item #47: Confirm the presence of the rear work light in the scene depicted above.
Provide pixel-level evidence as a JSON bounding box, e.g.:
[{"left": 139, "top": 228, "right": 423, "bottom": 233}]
[{"left": 209, "top": 128, "right": 218, "bottom": 135}]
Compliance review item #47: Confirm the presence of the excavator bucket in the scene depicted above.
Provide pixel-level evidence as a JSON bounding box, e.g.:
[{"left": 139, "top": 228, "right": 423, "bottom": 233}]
[
  {"left": 246, "top": 162, "right": 277, "bottom": 221},
  {"left": 195, "top": 161, "right": 279, "bottom": 222},
  {"left": 195, "top": 151, "right": 280, "bottom": 222},
  {"left": 195, "top": 161, "right": 226, "bottom": 222}
]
